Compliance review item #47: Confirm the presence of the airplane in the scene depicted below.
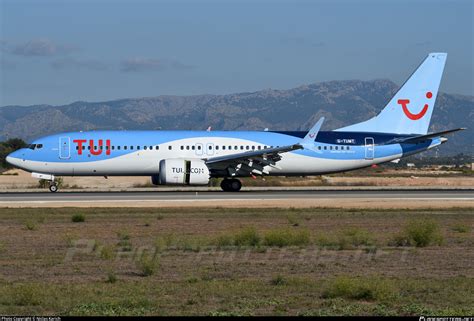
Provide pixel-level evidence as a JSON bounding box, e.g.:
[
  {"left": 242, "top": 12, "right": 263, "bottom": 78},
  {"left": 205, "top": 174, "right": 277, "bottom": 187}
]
[{"left": 6, "top": 52, "right": 465, "bottom": 192}]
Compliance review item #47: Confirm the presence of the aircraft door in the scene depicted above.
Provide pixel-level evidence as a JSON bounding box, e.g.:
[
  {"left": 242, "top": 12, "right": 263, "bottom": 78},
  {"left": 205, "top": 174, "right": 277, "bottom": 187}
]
[
  {"left": 59, "top": 136, "right": 71, "bottom": 159},
  {"left": 364, "top": 137, "right": 375, "bottom": 160}
]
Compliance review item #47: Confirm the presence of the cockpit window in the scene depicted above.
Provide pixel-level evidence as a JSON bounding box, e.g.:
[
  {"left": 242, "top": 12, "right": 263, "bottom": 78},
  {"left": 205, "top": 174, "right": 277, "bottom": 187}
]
[{"left": 26, "top": 143, "right": 43, "bottom": 150}]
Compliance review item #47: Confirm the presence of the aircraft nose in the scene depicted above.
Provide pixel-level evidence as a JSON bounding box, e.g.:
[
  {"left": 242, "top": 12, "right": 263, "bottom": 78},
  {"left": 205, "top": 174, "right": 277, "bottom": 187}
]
[{"left": 6, "top": 150, "right": 22, "bottom": 167}]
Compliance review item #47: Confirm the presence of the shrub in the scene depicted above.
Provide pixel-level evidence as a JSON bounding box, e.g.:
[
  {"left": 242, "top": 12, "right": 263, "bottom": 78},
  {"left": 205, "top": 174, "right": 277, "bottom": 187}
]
[
  {"left": 25, "top": 220, "right": 37, "bottom": 231},
  {"left": 337, "top": 227, "right": 375, "bottom": 249},
  {"left": 214, "top": 234, "right": 234, "bottom": 248},
  {"left": 154, "top": 234, "right": 206, "bottom": 252},
  {"left": 233, "top": 227, "right": 261, "bottom": 247},
  {"left": 136, "top": 253, "right": 159, "bottom": 277},
  {"left": 451, "top": 223, "right": 471, "bottom": 233},
  {"left": 100, "top": 245, "right": 116, "bottom": 260},
  {"left": 63, "top": 232, "right": 78, "bottom": 247},
  {"left": 388, "top": 219, "right": 443, "bottom": 247},
  {"left": 322, "top": 276, "right": 396, "bottom": 301},
  {"left": 388, "top": 233, "right": 412, "bottom": 247},
  {"left": 270, "top": 275, "right": 287, "bottom": 286},
  {"left": 263, "top": 228, "right": 310, "bottom": 247},
  {"left": 314, "top": 233, "right": 339, "bottom": 248},
  {"left": 117, "top": 230, "right": 132, "bottom": 251},
  {"left": 71, "top": 213, "right": 86, "bottom": 223},
  {"left": 405, "top": 219, "right": 443, "bottom": 247},
  {"left": 106, "top": 270, "right": 117, "bottom": 283}
]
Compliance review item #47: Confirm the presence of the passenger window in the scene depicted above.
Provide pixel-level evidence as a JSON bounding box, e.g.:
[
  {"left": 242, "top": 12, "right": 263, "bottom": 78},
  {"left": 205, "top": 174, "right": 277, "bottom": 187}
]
[
  {"left": 76, "top": 146, "right": 79, "bottom": 150},
  {"left": 150, "top": 146, "right": 153, "bottom": 150},
  {"left": 209, "top": 145, "right": 213, "bottom": 150},
  {"left": 124, "top": 146, "right": 128, "bottom": 150},
  {"left": 335, "top": 146, "right": 338, "bottom": 150},
  {"left": 168, "top": 146, "right": 172, "bottom": 150},
  {"left": 180, "top": 146, "right": 184, "bottom": 150},
  {"left": 324, "top": 146, "right": 327, "bottom": 150},
  {"left": 130, "top": 146, "right": 133, "bottom": 150},
  {"left": 144, "top": 146, "right": 148, "bottom": 150},
  {"left": 155, "top": 146, "right": 159, "bottom": 150},
  {"left": 117, "top": 146, "right": 121, "bottom": 150},
  {"left": 258, "top": 146, "right": 261, "bottom": 150},
  {"left": 198, "top": 146, "right": 201, "bottom": 150},
  {"left": 240, "top": 146, "right": 244, "bottom": 150},
  {"left": 186, "top": 146, "right": 190, "bottom": 150},
  {"left": 234, "top": 146, "right": 238, "bottom": 150},
  {"left": 192, "top": 146, "right": 195, "bottom": 150},
  {"left": 36, "top": 144, "right": 43, "bottom": 149},
  {"left": 252, "top": 146, "right": 255, "bottom": 150},
  {"left": 246, "top": 146, "right": 249, "bottom": 150},
  {"left": 318, "top": 146, "right": 321, "bottom": 150},
  {"left": 82, "top": 146, "right": 85, "bottom": 150},
  {"left": 330, "top": 146, "right": 333, "bottom": 150},
  {"left": 222, "top": 146, "right": 226, "bottom": 150},
  {"left": 112, "top": 146, "right": 115, "bottom": 150}
]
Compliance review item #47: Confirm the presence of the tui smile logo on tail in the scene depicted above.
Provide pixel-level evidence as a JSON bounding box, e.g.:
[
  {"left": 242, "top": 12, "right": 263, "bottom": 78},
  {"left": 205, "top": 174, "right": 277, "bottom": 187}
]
[{"left": 397, "top": 91, "right": 432, "bottom": 120}]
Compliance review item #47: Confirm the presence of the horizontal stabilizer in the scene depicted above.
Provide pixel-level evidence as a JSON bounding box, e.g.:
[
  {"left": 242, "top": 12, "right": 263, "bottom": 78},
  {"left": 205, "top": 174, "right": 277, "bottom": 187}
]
[{"left": 390, "top": 128, "right": 466, "bottom": 144}]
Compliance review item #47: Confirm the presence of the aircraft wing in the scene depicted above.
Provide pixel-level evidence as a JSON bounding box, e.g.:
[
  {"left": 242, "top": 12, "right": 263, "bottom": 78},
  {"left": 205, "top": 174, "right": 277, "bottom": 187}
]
[
  {"left": 389, "top": 128, "right": 466, "bottom": 144},
  {"left": 205, "top": 144, "right": 303, "bottom": 176}
]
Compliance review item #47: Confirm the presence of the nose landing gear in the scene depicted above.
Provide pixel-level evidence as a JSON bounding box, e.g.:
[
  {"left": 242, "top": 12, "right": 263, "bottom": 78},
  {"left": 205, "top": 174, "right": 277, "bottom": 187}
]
[{"left": 220, "top": 178, "right": 242, "bottom": 192}]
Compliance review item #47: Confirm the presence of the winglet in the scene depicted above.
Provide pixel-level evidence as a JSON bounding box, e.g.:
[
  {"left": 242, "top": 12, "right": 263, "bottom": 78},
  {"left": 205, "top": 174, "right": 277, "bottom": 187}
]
[{"left": 301, "top": 117, "right": 325, "bottom": 146}]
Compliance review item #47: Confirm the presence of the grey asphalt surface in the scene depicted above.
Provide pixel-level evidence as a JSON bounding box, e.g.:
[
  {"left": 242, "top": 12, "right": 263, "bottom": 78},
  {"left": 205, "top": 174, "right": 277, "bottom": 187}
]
[{"left": 0, "top": 189, "right": 473, "bottom": 202}]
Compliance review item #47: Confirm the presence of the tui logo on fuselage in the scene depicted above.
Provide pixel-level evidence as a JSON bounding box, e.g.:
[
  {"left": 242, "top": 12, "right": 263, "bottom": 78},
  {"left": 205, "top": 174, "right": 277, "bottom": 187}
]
[{"left": 73, "top": 139, "right": 111, "bottom": 156}]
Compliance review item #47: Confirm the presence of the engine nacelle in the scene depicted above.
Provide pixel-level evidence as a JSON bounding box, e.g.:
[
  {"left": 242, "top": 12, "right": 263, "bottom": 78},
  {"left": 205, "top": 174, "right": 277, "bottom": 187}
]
[{"left": 157, "top": 159, "right": 210, "bottom": 185}]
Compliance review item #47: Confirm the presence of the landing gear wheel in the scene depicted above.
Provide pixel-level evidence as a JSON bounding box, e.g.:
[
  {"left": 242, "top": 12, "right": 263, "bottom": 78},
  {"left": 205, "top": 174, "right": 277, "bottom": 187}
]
[
  {"left": 220, "top": 179, "right": 230, "bottom": 191},
  {"left": 49, "top": 184, "right": 58, "bottom": 193},
  {"left": 220, "top": 178, "right": 242, "bottom": 192}
]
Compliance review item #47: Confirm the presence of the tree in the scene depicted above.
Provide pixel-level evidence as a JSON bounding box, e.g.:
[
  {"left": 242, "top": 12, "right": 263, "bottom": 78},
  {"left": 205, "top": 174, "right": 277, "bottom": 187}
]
[{"left": 0, "top": 138, "right": 27, "bottom": 170}]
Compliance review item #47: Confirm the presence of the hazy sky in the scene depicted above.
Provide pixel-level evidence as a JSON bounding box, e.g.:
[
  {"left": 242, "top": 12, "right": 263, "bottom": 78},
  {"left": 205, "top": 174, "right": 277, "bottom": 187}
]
[{"left": 1, "top": 0, "right": 472, "bottom": 106}]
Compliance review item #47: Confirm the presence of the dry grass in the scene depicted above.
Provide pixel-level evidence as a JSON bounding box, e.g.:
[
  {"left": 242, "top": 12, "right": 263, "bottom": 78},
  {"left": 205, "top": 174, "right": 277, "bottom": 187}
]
[{"left": 0, "top": 206, "right": 472, "bottom": 315}]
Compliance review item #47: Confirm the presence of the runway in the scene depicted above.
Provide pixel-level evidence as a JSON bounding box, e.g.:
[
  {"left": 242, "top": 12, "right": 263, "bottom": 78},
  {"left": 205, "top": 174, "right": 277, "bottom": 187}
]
[
  {"left": 1, "top": 189, "right": 473, "bottom": 202},
  {"left": 0, "top": 189, "right": 473, "bottom": 209}
]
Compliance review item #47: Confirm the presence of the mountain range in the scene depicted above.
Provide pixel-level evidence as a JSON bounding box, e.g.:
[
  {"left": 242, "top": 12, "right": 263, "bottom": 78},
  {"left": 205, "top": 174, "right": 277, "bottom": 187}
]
[{"left": 1, "top": 79, "right": 472, "bottom": 156}]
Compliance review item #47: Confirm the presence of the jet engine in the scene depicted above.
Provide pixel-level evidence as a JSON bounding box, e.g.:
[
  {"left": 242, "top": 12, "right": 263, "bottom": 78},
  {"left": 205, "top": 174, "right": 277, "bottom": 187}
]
[{"left": 154, "top": 159, "right": 210, "bottom": 185}]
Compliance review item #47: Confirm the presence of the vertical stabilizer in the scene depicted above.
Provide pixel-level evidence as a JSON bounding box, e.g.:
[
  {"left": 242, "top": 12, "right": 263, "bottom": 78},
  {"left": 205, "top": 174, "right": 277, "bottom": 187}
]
[{"left": 337, "top": 53, "right": 447, "bottom": 135}]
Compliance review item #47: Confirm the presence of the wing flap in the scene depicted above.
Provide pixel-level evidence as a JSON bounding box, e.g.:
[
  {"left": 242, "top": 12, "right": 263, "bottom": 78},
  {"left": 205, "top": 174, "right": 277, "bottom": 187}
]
[{"left": 206, "top": 144, "right": 302, "bottom": 166}]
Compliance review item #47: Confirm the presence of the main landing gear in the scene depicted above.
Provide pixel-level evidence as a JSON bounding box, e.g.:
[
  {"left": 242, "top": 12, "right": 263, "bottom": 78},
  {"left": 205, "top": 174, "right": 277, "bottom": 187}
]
[
  {"left": 48, "top": 181, "right": 58, "bottom": 193},
  {"left": 220, "top": 178, "right": 242, "bottom": 192}
]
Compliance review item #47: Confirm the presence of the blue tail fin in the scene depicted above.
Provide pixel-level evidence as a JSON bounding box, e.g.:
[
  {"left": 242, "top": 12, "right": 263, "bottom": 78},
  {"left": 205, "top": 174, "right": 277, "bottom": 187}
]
[{"left": 337, "top": 53, "right": 447, "bottom": 135}]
